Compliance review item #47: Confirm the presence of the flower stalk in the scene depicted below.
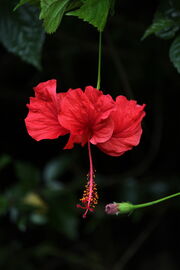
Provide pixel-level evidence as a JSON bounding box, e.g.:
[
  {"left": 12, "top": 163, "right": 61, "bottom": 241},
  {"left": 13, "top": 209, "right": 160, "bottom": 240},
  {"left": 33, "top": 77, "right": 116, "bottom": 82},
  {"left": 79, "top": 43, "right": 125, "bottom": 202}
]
[
  {"left": 105, "top": 192, "right": 180, "bottom": 215},
  {"left": 96, "top": 32, "right": 102, "bottom": 90}
]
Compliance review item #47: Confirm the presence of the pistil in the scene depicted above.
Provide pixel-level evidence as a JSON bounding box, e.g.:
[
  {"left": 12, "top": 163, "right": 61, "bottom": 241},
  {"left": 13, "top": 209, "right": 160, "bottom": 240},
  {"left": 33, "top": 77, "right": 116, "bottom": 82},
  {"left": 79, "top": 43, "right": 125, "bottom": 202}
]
[{"left": 77, "top": 141, "right": 98, "bottom": 218}]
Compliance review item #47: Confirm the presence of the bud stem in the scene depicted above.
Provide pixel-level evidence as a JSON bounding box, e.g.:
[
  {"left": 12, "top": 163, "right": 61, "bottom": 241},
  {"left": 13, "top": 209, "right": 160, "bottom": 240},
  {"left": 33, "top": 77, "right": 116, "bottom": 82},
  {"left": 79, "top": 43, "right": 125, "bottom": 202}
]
[
  {"left": 106, "top": 192, "right": 180, "bottom": 215},
  {"left": 133, "top": 192, "right": 180, "bottom": 210}
]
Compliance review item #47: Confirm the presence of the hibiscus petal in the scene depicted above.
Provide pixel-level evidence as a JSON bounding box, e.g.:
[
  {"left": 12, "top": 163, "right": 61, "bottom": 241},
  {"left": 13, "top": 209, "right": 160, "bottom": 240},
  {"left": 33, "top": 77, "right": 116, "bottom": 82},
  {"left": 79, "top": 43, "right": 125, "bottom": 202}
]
[
  {"left": 64, "top": 134, "right": 83, "bottom": 149},
  {"left": 112, "top": 96, "right": 145, "bottom": 132},
  {"left": 90, "top": 117, "right": 114, "bottom": 144},
  {"left": 84, "top": 86, "right": 102, "bottom": 103},
  {"left": 25, "top": 81, "right": 68, "bottom": 141},
  {"left": 85, "top": 86, "right": 115, "bottom": 120},
  {"left": 34, "top": 79, "right": 57, "bottom": 103},
  {"left": 97, "top": 96, "right": 146, "bottom": 156},
  {"left": 97, "top": 126, "right": 142, "bottom": 156},
  {"left": 59, "top": 88, "right": 92, "bottom": 135}
]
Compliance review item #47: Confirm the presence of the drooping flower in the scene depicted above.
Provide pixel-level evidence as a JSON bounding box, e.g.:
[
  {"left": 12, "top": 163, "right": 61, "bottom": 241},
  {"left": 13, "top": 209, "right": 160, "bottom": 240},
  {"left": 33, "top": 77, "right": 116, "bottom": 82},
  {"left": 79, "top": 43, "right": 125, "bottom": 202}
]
[{"left": 25, "top": 80, "right": 146, "bottom": 218}]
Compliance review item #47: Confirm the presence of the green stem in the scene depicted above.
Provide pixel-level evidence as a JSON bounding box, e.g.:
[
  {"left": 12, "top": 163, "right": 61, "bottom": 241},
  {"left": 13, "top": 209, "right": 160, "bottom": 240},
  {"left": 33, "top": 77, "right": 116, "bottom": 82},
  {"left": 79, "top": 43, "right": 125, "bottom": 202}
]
[
  {"left": 96, "top": 32, "right": 102, "bottom": 90},
  {"left": 134, "top": 192, "right": 180, "bottom": 210}
]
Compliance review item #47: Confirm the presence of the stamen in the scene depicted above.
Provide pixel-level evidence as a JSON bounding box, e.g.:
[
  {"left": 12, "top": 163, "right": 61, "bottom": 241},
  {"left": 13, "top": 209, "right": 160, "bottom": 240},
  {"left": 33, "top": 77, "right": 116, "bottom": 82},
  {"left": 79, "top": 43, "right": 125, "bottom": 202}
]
[
  {"left": 77, "top": 142, "right": 98, "bottom": 218},
  {"left": 77, "top": 175, "right": 98, "bottom": 218}
]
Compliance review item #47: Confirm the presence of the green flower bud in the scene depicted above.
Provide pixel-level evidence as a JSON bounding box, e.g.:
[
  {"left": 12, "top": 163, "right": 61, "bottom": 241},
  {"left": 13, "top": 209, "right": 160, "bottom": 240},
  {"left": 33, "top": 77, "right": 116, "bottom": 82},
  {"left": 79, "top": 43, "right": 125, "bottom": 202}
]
[
  {"left": 105, "top": 192, "right": 180, "bottom": 216},
  {"left": 117, "top": 202, "right": 134, "bottom": 214},
  {"left": 105, "top": 202, "right": 134, "bottom": 215}
]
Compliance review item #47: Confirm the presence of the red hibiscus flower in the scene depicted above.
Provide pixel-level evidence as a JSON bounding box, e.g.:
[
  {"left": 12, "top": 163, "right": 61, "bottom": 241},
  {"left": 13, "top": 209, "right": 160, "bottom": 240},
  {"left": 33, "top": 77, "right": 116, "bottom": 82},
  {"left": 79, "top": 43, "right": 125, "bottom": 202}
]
[{"left": 25, "top": 80, "right": 146, "bottom": 218}]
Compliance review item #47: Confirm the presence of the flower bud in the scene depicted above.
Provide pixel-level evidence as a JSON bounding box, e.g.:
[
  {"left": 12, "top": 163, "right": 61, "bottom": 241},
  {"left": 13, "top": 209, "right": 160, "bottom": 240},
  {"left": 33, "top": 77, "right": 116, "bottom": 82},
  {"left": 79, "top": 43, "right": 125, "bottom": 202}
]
[
  {"left": 105, "top": 203, "right": 119, "bottom": 215},
  {"left": 105, "top": 202, "right": 134, "bottom": 215},
  {"left": 118, "top": 202, "right": 134, "bottom": 214}
]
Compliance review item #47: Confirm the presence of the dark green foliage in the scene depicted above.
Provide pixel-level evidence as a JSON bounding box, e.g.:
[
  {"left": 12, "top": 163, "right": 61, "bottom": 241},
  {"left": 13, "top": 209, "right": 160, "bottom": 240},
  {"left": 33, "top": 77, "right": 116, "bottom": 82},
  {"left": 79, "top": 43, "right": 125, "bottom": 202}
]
[
  {"left": 14, "top": 0, "right": 40, "bottom": 10},
  {"left": 142, "top": 0, "right": 180, "bottom": 73},
  {"left": 169, "top": 34, "right": 180, "bottom": 72},
  {"left": 10, "top": 0, "right": 180, "bottom": 73},
  {"left": 0, "top": 157, "right": 79, "bottom": 238},
  {"left": 0, "top": 154, "right": 11, "bottom": 170},
  {"left": 142, "top": 1, "right": 180, "bottom": 40},
  {"left": 15, "top": 161, "right": 40, "bottom": 191},
  {"left": 0, "top": 1, "right": 45, "bottom": 69},
  {"left": 15, "top": 0, "right": 114, "bottom": 33},
  {"left": 0, "top": 196, "right": 9, "bottom": 215},
  {"left": 142, "top": 15, "right": 179, "bottom": 40}
]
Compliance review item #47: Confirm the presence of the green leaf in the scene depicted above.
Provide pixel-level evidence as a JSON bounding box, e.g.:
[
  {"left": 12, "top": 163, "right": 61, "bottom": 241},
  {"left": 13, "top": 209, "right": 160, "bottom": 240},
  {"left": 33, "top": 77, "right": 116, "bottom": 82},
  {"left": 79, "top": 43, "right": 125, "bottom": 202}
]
[
  {"left": 14, "top": 0, "right": 30, "bottom": 10},
  {"left": 67, "top": 0, "right": 111, "bottom": 32},
  {"left": 0, "top": 2, "right": 45, "bottom": 69},
  {"left": 156, "top": 25, "right": 179, "bottom": 39},
  {"left": 142, "top": 0, "right": 180, "bottom": 41},
  {"left": 65, "top": 0, "right": 82, "bottom": 12},
  {"left": 40, "top": 0, "right": 71, "bottom": 33},
  {"left": 169, "top": 35, "right": 180, "bottom": 73},
  {"left": 142, "top": 17, "right": 178, "bottom": 40},
  {"left": 14, "top": 0, "right": 39, "bottom": 11}
]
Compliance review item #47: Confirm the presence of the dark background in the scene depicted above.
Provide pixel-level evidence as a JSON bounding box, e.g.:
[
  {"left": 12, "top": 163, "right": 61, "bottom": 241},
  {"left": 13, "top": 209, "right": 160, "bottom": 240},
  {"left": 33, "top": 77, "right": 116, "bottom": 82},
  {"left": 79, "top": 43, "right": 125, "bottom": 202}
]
[{"left": 0, "top": 1, "right": 180, "bottom": 269}]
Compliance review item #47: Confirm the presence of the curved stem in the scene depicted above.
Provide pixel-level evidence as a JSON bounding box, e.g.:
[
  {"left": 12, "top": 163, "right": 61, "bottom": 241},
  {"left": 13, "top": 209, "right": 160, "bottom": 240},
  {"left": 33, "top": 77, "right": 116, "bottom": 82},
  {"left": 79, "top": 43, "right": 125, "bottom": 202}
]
[
  {"left": 96, "top": 32, "right": 102, "bottom": 90},
  {"left": 134, "top": 192, "right": 180, "bottom": 210}
]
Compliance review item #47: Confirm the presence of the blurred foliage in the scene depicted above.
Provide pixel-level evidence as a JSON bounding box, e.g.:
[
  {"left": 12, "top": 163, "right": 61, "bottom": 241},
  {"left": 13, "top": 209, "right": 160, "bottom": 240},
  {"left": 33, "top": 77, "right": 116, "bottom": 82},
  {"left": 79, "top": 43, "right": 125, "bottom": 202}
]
[
  {"left": 0, "top": 0, "right": 180, "bottom": 269},
  {"left": 142, "top": 0, "right": 180, "bottom": 73},
  {"left": 1, "top": 0, "right": 180, "bottom": 72},
  {"left": 0, "top": 153, "right": 79, "bottom": 239},
  {"left": 0, "top": 0, "right": 45, "bottom": 69},
  {"left": 0, "top": 152, "right": 180, "bottom": 269}
]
